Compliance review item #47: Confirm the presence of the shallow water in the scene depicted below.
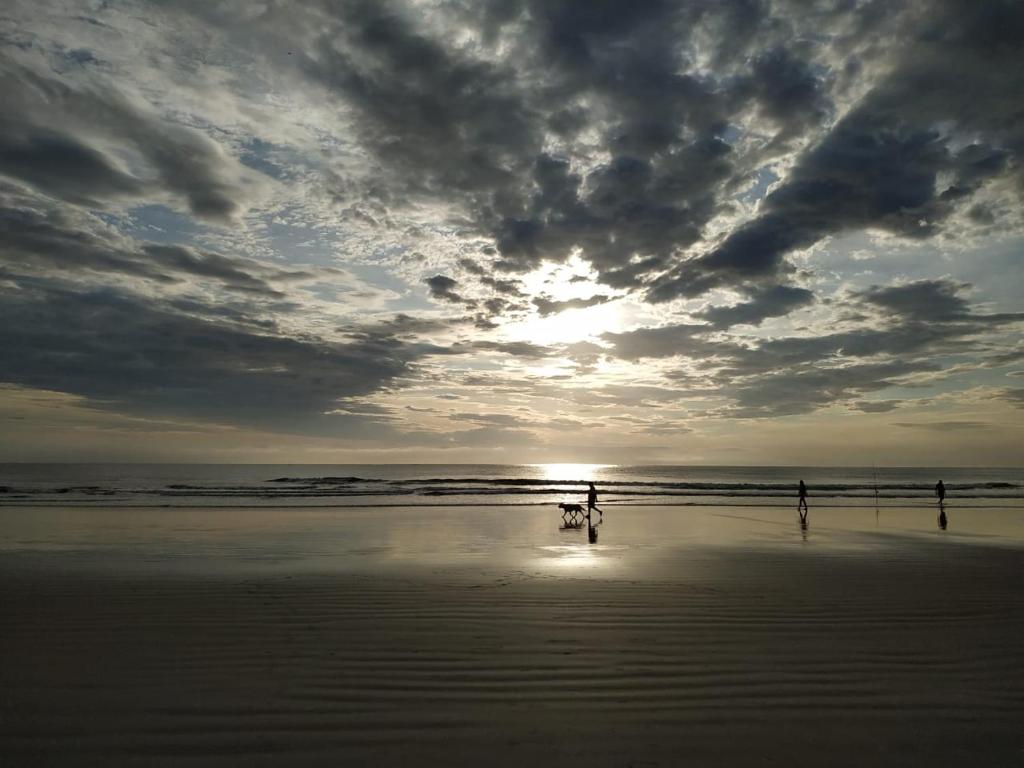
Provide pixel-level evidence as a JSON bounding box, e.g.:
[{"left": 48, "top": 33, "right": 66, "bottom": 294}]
[{"left": 2, "top": 502, "right": 1023, "bottom": 579}]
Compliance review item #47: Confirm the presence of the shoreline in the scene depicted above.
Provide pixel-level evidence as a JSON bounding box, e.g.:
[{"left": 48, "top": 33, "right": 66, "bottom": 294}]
[{"left": 2, "top": 499, "right": 1021, "bottom": 509}]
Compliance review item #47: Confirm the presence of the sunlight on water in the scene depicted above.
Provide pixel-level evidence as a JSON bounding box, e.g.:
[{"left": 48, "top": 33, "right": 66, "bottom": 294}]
[{"left": 531, "top": 463, "right": 614, "bottom": 481}]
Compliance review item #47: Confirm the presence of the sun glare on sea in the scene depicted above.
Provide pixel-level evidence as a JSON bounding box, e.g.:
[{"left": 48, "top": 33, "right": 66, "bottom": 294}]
[{"left": 531, "top": 463, "right": 614, "bottom": 481}]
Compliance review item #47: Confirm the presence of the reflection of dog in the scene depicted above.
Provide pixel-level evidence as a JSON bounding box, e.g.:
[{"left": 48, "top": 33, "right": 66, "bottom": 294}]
[{"left": 559, "top": 503, "right": 585, "bottom": 514}]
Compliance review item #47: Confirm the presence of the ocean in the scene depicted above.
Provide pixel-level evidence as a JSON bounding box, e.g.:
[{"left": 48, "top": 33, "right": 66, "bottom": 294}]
[{"left": 1, "top": 464, "right": 1021, "bottom": 508}]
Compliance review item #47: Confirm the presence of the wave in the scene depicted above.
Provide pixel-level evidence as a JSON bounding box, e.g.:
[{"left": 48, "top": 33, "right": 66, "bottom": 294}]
[
  {"left": 266, "top": 476, "right": 1021, "bottom": 492},
  {"left": 2, "top": 474, "right": 1021, "bottom": 505}
]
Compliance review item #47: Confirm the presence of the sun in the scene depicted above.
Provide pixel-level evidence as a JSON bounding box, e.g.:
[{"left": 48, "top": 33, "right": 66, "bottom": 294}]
[
  {"left": 511, "top": 301, "right": 625, "bottom": 345},
  {"left": 499, "top": 255, "right": 627, "bottom": 345}
]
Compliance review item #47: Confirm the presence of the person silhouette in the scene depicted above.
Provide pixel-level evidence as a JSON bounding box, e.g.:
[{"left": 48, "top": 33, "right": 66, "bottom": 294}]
[
  {"left": 935, "top": 480, "right": 946, "bottom": 504},
  {"left": 797, "top": 479, "right": 809, "bottom": 521},
  {"left": 587, "top": 482, "right": 601, "bottom": 520},
  {"left": 938, "top": 505, "right": 948, "bottom": 530}
]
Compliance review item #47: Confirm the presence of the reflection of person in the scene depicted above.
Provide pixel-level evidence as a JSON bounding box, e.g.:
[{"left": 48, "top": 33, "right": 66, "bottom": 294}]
[
  {"left": 797, "top": 480, "right": 809, "bottom": 518},
  {"left": 935, "top": 480, "right": 946, "bottom": 504},
  {"left": 938, "top": 506, "right": 948, "bottom": 530},
  {"left": 588, "top": 482, "right": 601, "bottom": 520}
]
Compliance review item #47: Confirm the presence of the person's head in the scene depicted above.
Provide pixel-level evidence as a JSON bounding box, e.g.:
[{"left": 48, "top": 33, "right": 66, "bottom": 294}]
[{"left": 589, "top": 482, "right": 594, "bottom": 489}]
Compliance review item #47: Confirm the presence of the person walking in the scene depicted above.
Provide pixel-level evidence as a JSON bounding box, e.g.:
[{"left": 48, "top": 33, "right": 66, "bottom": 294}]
[
  {"left": 587, "top": 482, "right": 601, "bottom": 520},
  {"left": 935, "top": 480, "right": 946, "bottom": 504},
  {"left": 798, "top": 479, "right": 809, "bottom": 520}
]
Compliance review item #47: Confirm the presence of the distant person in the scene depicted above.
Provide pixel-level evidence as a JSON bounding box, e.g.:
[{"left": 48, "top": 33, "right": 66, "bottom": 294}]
[
  {"left": 588, "top": 482, "right": 601, "bottom": 520},
  {"left": 798, "top": 480, "right": 808, "bottom": 520},
  {"left": 935, "top": 480, "right": 946, "bottom": 504}
]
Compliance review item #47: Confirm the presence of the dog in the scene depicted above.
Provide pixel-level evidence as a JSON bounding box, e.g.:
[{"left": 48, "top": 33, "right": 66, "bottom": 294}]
[{"left": 559, "top": 502, "right": 585, "bottom": 514}]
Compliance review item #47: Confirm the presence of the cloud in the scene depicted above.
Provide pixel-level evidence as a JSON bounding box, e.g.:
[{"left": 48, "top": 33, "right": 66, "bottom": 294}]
[
  {"left": 0, "top": 54, "right": 261, "bottom": 222},
  {"left": 1, "top": 1, "right": 1023, "bottom": 459},
  {"left": 479, "top": 275, "right": 525, "bottom": 297},
  {"left": 533, "top": 293, "right": 611, "bottom": 317},
  {"left": 697, "top": 284, "right": 815, "bottom": 329},
  {"left": 448, "top": 411, "right": 523, "bottom": 428},
  {"left": 997, "top": 388, "right": 1024, "bottom": 408},
  {"left": 893, "top": 421, "right": 993, "bottom": 432},
  {"left": 648, "top": 1, "right": 1024, "bottom": 301},
  {"left": 855, "top": 280, "right": 972, "bottom": 321},
  {"left": 604, "top": 279, "right": 1024, "bottom": 417},
  {"left": 424, "top": 274, "right": 467, "bottom": 304},
  {"left": 457, "top": 340, "right": 555, "bottom": 359},
  {"left": 0, "top": 282, "right": 441, "bottom": 433},
  {"left": 723, "top": 360, "right": 935, "bottom": 418},
  {"left": 0, "top": 191, "right": 324, "bottom": 297},
  {"left": 601, "top": 323, "right": 722, "bottom": 361},
  {"left": 852, "top": 400, "right": 902, "bottom": 414}
]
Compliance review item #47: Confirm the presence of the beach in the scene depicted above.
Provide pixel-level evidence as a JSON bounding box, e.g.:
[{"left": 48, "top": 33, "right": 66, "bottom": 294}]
[{"left": 2, "top": 501, "right": 1023, "bottom": 766}]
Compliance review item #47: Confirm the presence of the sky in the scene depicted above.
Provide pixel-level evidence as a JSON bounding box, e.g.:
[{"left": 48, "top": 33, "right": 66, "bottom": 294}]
[{"left": 1, "top": 0, "right": 1023, "bottom": 465}]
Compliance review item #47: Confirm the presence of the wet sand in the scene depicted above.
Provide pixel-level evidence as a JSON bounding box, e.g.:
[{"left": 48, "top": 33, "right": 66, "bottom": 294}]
[{"left": 2, "top": 504, "right": 1023, "bottom": 765}]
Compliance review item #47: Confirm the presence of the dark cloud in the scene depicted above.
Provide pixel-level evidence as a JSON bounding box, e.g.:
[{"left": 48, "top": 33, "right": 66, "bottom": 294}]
[
  {"left": 424, "top": 274, "right": 467, "bottom": 304},
  {"left": 0, "top": 194, "right": 314, "bottom": 296},
  {"left": 482, "top": 298, "right": 509, "bottom": 315},
  {"left": 601, "top": 323, "right": 723, "bottom": 361},
  {"left": 856, "top": 280, "right": 971, "bottom": 321},
  {"left": 237, "top": 0, "right": 787, "bottom": 285},
  {"left": 985, "top": 348, "right": 1024, "bottom": 367},
  {"left": 0, "top": 282, "right": 439, "bottom": 433},
  {"left": 697, "top": 284, "right": 814, "bottom": 329},
  {"left": 479, "top": 275, "right": 525, "bottom": 297},
  {"left": 457, "top": 258, "right": 487, "bottom": 276},
  {"left": 0, "top": 131, "right": 146, "bottom": 207},
  {"left": 298, "top": 0, "right": 540, "bottom": 211},
  {"left": 856, "top": 280, "right": 1024, "bottom": 327},
  {"left": 0, "top": 55, "right": 257, "bottom": 222},
  {"left": 456, "top": 340, "right": 555, "bottom": 359},
  {"left": 533, "top": 293, "right": 610, "bottom": 317},
  {"left": 738, "top": 46, "right": 831, "bottom": 144},
  {"left": 346, "top": 313, "right": 457, "bottom": 340},
  {"left": 649, "top": 1, "right": 1024, "bottom": 301},
  {"left": 647, "top": 124, "right": 956, "bottom": 300}
]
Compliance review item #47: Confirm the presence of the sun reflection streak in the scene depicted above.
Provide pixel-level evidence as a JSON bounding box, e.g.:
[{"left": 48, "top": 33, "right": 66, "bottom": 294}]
[{"left": 535, "top": 543, "right": 603, "bottom": 570}]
